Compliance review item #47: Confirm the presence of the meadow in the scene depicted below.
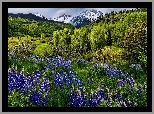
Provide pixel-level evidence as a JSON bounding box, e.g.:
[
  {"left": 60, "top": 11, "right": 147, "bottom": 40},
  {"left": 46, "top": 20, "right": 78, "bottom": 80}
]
[{"left": 8, "top": 52, "right": 147, "bottom": 107}]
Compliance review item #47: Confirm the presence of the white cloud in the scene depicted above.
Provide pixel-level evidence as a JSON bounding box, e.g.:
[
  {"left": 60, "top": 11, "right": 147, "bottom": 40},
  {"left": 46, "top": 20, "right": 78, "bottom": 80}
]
[
  {"left": 8, "top": 8, "right": 80, "bottom": 19},
  {"left": 52, "top": 8, "right": 80, "bottom": 18},
  {"left": 8, "top": 8, "right": 135, "bottom": 19}
]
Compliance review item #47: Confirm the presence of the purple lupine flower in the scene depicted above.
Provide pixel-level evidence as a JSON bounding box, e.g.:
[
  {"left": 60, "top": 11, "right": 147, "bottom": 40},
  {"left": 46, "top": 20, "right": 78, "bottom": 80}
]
[
  {"left": 88, "top": 92, "right": 96, "bottom": 107},
  {"left": 88, "top": 98, "right": 93, "bottom": 107},
  {"left": 82, "top": 92, "right": 87, "bottom": 106},
  {"left": 92, "top": 93, "right": 98, "bottom": 106},
  {"left": 129, "top": 77, "right": 135, "bottom": 86},
  {"left": 63, "top": 73, "right": 67, "bottom": 83},
  {"left": 59, "top": 69, "right": 63, "bottom": 76},
  {"left": 8, "top": 52, "right": 15, "bottom": 59},
  {"left": 130, "top": 85, "right": 133, "bottom": 92},
  {"left": 136, "top": 64, "right": 142, "bottom": 70},
  {"left": 130, "top": 64, "right": 136, "bottom": 69},
  {"left": 72, "top": 90, "right": 85, "bottom": 107},
  {"left": 51, "top": 71, "right": 55, "bottom": 78},
  {"left": 126, "top": 99, "right": 131, "bottom": 107},
  {"left": 42, "top": 94, "right": 49, "bottom": 107},
  {"left": 69, "top": 74, "right": 73, "bottom": 82},
  {"left": 113, "top": 92, "right": 118, "bottom": 100},
  {"left": 28, "top": 90, "right": 42, "bottom": 107},
  {"left": 120, "top": 101, "right": 127, "bottom": 107},
  {"left": 116, "top": 93, "right": 122, "bottom": 103},
  {"left": 8, "top": 66, "right": 18, "bottom": 94},
  {"left": 69, "top": 88, "right": 75, "bottom": 107},
  {"left": 138, "top": 86, "right": 142, "bottom": 97},
  {"left": 96, "top": 88, "right": 102, "bottom": 102},
  {"left": 66, "top": 79, "right": 71, "bottom": 88},
  {"left": 92, "top": 78, "right": 94, "bottom": 83},
  {"left": 40, "top": 78, "right": 50, "bottom": 93},
  {"left": 107, "top": 97, "right": 112, "bottom": 104},
  {"left": 109, "top": 69, "right": 114, "bottom": 77},
  {"left": 98, "top": 87, "right": 104, "bottom": 99},
  {"left": 117, "top": 79, "right": 124, "bottom": 87}
]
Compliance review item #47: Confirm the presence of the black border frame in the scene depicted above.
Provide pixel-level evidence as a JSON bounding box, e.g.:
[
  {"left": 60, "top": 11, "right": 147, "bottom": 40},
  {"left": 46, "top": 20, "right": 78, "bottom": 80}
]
[{"left": 2, "top": 2, "right": 152, "bottom": 112}]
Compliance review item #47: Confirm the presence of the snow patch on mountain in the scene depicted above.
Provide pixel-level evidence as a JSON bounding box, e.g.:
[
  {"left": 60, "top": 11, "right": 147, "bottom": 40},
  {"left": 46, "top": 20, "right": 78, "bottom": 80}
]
[
  {"left": 34, "top": 9, "right": 103, "bottom": 27},
  {"left": 52, "top": 9, "right": 103, "bottom": 25},
  {"left": 52, "top": 13, "right": 72, "bottom": 23},
  {"left": 80, "top": 9, "right": 103, "bottom": 21},
  {"left": 35, "top": 13, "right": 45, "bottom": 18}
]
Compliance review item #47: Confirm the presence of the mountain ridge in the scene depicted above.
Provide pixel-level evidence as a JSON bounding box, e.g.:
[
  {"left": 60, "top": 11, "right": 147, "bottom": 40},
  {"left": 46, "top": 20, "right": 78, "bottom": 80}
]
[
  {"left": 8, "top": 9, "right": 104, "bottom": 27},
  {"left": 52, "top": 9, "right": 103, "bottom": 27}
]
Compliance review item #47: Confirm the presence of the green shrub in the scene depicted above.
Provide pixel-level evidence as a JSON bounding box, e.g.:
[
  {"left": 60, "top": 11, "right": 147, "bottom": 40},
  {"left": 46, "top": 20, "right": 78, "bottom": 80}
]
[
  {"left": 93, "top": 46, "right": 125, "bottom": 64},
  {"left": 122, "top": 21, "right": 147, "bottom": 73},
  {"left": 34, "top": 43, "right": 53, "bottom": 57}
]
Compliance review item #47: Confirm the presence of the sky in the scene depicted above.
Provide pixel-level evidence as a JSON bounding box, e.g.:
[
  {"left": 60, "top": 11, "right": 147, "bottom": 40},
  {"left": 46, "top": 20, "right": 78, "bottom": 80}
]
[{"left": 8, "top": 8, "right": 135, "bottom": 19}]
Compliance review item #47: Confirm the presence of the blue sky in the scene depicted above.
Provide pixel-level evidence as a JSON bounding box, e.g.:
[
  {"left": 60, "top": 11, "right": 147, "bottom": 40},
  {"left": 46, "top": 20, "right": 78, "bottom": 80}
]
[{"left": 8, "top": 8, "right": 135, "bottom": 19}]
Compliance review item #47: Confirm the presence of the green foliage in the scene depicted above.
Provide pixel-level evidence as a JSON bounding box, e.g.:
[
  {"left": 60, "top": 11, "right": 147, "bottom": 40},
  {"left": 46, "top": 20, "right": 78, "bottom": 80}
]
[
  {"left": 112, "top": 12, "right": 146, "bottom": 47},
  {"left": 89, "top": 24, "right": 107, "bottom": 52},
  {"left": 8, "top": 56, "right": 13, "bottom": 68},
  {"left": 8, "top": 37, "right": 20, "bottom": 52},
  {"left": 9, "top": 36, "right": 36, "bottom": 56},
  {"left": 122, "top": 21, "right": 147, "bottom": 73},
  {"left": 93, "top": 46, "right": 125, "bottom": 64},
  {"left": 8, "top": 9, "right": 147, "bottom": 70},
  {"left": 71, "top": 27, "right": 91, "bottom": 54},
  {"left": 8, "top": 90, "right": 30, "bottom": 107},
  {"left": 83, "top": 52, "right": 94, "bottom": 62},
  {"left": 8, "top": 16, "right": 75, "bottom": 37},
  {"left": 52, "top": 30, "right": 60, "bottom": 47},
  {"left": 34, "top": 43, "right": 52, "bottom": 57},
  {"left": 8, "top": 54, "right": 46, "bottom": 75}
]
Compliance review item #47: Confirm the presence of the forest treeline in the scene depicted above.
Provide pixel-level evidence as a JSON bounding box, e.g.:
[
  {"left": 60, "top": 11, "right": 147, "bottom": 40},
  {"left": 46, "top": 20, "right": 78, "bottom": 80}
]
[{"left": 8, "top": 8, "right": 147, "bottom": 73}]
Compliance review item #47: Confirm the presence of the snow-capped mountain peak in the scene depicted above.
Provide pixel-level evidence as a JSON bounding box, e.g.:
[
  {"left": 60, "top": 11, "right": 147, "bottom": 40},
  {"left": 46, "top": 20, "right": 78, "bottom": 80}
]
[
  {"left": 35, "top": 13, "right": 44, "bottom": 18},
  {"left": 53, "top": 13, "right": 72, "bottom": 23},
  {"left": 80, "top": 9, "right": 103, "bottom": 21},
  {"left": 51, "top": 9, "right": 103, "bottom": 27}
]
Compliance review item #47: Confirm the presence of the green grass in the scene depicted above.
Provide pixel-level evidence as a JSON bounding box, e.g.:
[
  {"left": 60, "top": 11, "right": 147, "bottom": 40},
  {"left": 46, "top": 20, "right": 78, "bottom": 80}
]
[{"left": 8, "top": 54, "right": 147, "bottom": 107}]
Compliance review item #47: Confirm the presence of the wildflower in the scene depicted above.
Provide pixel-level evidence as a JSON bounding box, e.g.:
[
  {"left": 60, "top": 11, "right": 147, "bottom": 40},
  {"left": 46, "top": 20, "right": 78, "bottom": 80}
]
[
  {"left": 138, "top": 86, "right": 142, "bottom": 97},
  {"left": 126, "top": 98, "right": 131, "bottom": 107},
  {"left": 130, "top": 85, "right": 133, "bottom": 92},
  {"left": 40, "top": 78, "right": 50, "bottom": 93},
  {"left": 113, "top": 91, "right": 118, "bottom": 100},
  {"left": 28, "top": 91, "right": 42, "bottom": 107},
  {"left": 133, "top": 102, "right": 138, "bottom": 107},
  {"left": 92, "top": 78, "right": 94, "bottom": 83},
  {"left": 107, "top": 97, "right": 112, "bottom": 104},
  {"left": 120, "top": 100, "right": 127, "bottom": 107},
  {"left": 117, "top": 79, "right": 124, "bottom": 87},
  {"left": 144, "top": 82, "right": 147, "bottom": 93}
]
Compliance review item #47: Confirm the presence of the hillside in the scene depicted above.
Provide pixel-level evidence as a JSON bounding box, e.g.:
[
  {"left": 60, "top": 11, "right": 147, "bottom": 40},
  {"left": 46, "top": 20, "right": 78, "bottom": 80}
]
[
  {"left": 8, "top": 13, "right": 49, "bottom": 22},
  {"left": 8, "top": 15, "right": 76, "bottom": 37},
  {"left": 8, "top": 8, "right": 147, "bottom": 72}
]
